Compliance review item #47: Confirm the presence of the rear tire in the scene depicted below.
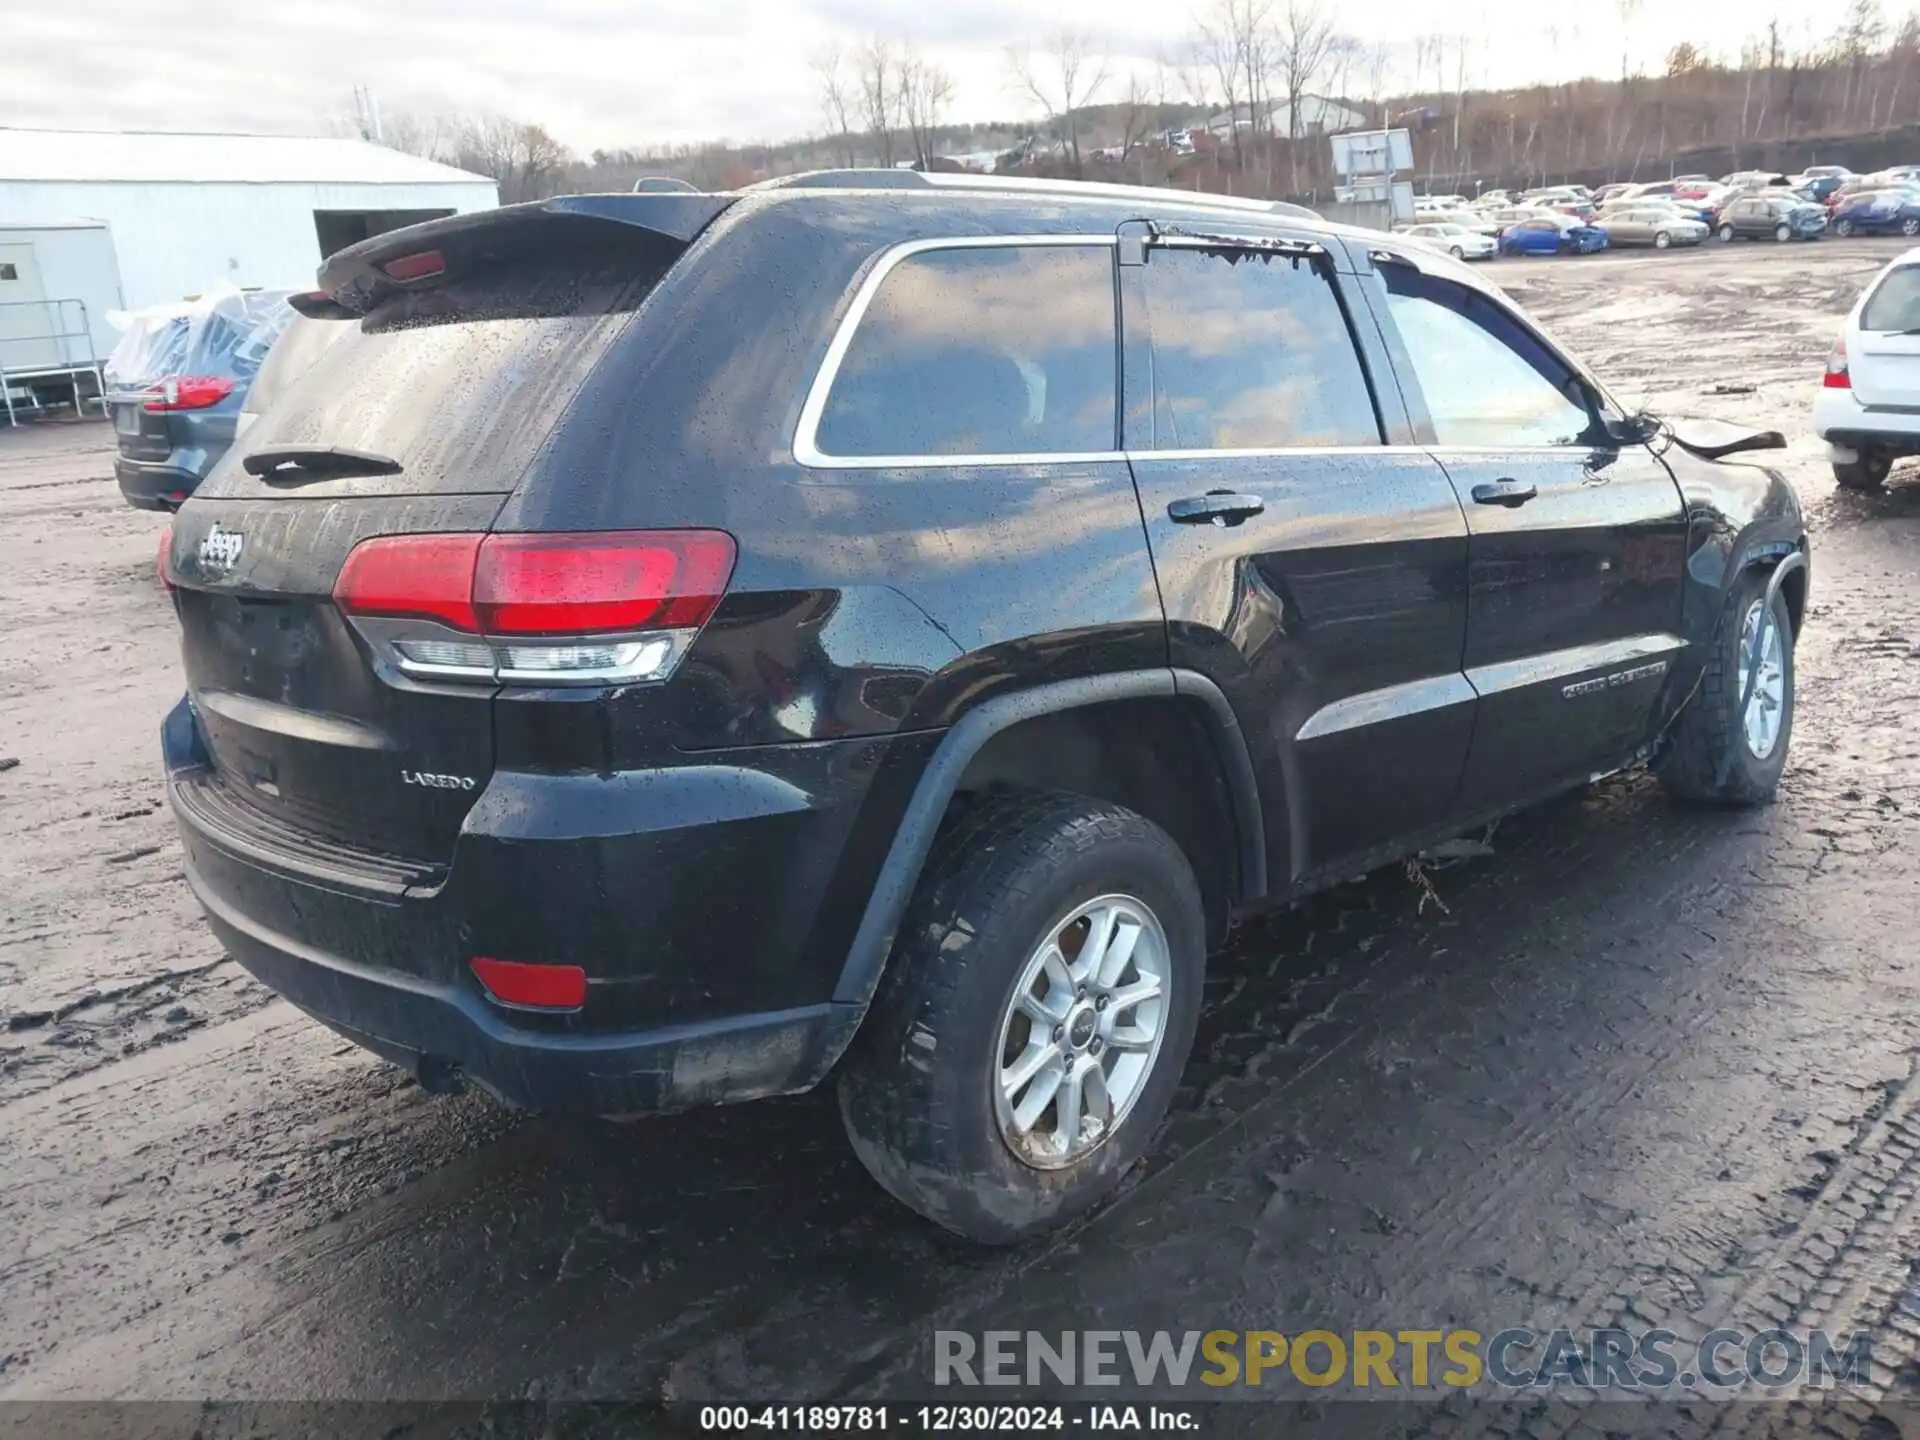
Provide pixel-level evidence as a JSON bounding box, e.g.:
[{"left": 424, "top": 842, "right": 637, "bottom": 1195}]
[
  {"left": 1833, "top": 452, "right": 1892, "bottom": 491},
  {"left": 1905, "top": 216, "right": 1920, "bottom": 237},
  {"left": 838, "top": 791, "right": 1205, "bottom": 1245},
  {"left": 1658, "top": 568, "right": 1795, "bottom": 806}
]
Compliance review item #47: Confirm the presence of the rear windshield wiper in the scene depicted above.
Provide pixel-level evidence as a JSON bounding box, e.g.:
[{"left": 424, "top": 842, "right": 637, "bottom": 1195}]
[{"left": 242, "top": 445, "right": 403, "bottom": 481}]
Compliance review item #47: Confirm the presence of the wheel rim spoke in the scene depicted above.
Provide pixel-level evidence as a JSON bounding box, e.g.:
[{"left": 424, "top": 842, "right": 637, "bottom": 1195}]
[
  {"left": 1009, "top": 1058, "right": 1064, "bottom": 1134},
  {"left": 1096, "top": 917, "right": 1142, "bottom": 989},
  {"left": 1057, "top": 1061, "right": 1087, "bottom": 1148},
  {"left": 1072, "top": 906, "right": 1116, "bottom": 985},
  {"left": 1003, "top": 1041, "right": 1056, "bottom": 1099},
  {"left": 1109, "top": 976, "right": 1163, "bottom": 1015}
]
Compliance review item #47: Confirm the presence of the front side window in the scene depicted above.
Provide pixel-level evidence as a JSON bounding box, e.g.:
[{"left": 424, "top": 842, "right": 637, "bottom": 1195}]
[
  {"left": 1382, "top": 266, "right": 1598, "bottom": 448},
  {"left": 812, "top": 244, "right": 1117, "bottom": 460},
  {"left": 1131, "top": 246, "right": 1381, "bottom": 450}
]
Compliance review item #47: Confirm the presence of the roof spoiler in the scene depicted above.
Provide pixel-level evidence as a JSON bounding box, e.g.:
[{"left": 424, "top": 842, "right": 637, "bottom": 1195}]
[{"left": 306, "top": 191, "right": 734, "bottom": 316}]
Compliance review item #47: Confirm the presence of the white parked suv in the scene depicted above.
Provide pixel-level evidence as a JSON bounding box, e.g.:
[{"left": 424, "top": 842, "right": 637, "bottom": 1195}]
[{"left": 1814, "top": 245, "right": 1920, "bottom": 490}]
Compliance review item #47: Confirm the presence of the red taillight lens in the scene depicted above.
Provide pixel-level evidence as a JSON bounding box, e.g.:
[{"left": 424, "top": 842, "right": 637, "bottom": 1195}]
[
  {"left": 469, "top": 957, "right": 587, "bottom": 1010},
  {"left": 332, "top": 530, "right": 736, "bottom": 685},
  {"left": 333, "top": 534, "right": 483, "bottom": 631},
  {"left": 141, "top": 375, "right": 236, "bottom": 412},
  {"left": 157, "top": 523, "right": 174, "bottom": 590},
  {"left": 1824, "top": 338, "right": 1851, "bottom": 389},
  {"left": 474, "top": 531, "right": 737, "bottom": 635}
]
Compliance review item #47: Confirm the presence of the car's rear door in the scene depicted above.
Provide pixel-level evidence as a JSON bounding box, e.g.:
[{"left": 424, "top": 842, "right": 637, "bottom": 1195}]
[
  {"left": 1119, "top": 226, "right": 1474, "bottom": 890},
  {"left": 165, "top": 212, "right": 700, "bottom": 875},
  {"left": 1361, "top": 255, "right": 1688, "bottom": 817}
]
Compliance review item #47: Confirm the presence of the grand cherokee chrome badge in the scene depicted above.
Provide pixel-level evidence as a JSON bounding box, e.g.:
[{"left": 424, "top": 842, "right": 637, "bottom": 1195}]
[{"left": 197, "top": 524, "right": 244, "bottom": 574}]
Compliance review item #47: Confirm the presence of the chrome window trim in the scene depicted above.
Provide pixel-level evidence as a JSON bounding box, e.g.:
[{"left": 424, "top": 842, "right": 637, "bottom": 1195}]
[{"left": 793, "top": 234, "right": 1123, "bottom": 471}]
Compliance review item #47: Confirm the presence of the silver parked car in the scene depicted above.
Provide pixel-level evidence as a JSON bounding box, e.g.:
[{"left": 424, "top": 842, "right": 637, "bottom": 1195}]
[{"left": 1597, "top": 206, "right": 1710, "bottom": 249}]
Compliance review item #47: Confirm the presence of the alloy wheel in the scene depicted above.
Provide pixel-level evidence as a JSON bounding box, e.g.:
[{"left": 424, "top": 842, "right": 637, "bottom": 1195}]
[{"left": 992, "top": 894, "right": 1172, "bottom": 1171}]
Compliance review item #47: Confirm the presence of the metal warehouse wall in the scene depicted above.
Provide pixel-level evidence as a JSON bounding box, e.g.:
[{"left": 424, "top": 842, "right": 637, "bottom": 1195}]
[{"left": 0, "top": 179, "right": 498, "bottom": 311}]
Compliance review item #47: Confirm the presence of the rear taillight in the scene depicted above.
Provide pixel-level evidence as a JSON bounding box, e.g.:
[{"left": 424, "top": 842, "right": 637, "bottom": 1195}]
[
  {"left": 1824, "top": 338, "right": 1851, "bottom": 389},
  {"left": 157, "top": 523, "right": 174, "bottom": 590},
  {"left": 333, "top": 529, "right": 736, "bottom": 686},
  {"left": 141, "top": 375, "right": 236, "bottom": 412}
]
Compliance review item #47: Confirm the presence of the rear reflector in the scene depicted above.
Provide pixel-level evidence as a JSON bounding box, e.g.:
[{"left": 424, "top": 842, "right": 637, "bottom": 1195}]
[
  {"left": 157, "top": 524, "right": 174, "bottom": 590},
  {"left": 142, "top": 375, "right": 236, "bottom": 412},
  {"left": 1823, "top": 338, "right": 1851, "bottom": 389},
  {"left": 469, "top": 957, "right": 587, "bottom": 1010},
  {"left": 382, "top": 250, "right": 447, "bottom": 282},
  {"left": 333, "top": 529, "right": 736, "bottom": 685}
]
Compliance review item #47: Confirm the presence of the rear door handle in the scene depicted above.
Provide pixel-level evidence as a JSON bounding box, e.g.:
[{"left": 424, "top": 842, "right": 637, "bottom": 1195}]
[
  {"left": 1168, "top": 491, "right": 1265, "bottom": 526},
  {"left": 1470, "top": 479, "right": 1538, "bottom": 508}
]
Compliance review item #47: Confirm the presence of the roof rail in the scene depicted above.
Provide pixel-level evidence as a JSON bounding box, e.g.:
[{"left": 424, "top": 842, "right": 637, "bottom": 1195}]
[{"left": 747, "top": 168, "right": 1323, "bottom": 221}]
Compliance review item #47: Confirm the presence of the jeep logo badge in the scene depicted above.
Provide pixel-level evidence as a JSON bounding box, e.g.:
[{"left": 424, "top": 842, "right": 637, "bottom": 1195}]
[{"left": 197, "top": 524, "right": 244, "bottom": 575}]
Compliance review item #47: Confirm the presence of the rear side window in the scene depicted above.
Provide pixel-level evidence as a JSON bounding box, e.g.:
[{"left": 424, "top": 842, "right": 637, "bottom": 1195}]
[
  {"left": 812, "top": 245, "right": 1117, "bottom": 460},
  {"left": 1862, "top": 266, "right": 1920, "bottom": 331},
  {"left": 1131, "top": 247, "right": 1381, "bottom": 450}
]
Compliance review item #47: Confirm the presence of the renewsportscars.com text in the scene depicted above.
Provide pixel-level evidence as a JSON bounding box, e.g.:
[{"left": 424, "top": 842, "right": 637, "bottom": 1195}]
[{"left": 934, "top": 1327, "right": 1872, "bottom": 1392}]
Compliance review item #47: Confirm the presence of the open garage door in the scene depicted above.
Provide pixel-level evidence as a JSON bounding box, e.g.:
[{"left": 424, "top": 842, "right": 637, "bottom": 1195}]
[{"left": 313, "top": 209, "right": 457, "bottom": 258}]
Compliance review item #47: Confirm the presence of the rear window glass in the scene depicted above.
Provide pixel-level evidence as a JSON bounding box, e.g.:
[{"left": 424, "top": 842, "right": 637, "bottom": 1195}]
[
  {"left": 1133, "top": 247, "right": 1381, "bottom": 450},
  {"left": 212, "top": 251, "right": 671, "bottom": 496},
  {"left": 813, "top": 245, "right": 1117, "bottom": 459},
  {"left": 1862, "top": 266, "right": 1920, "bottom": 332},
  {"left": 244, "top": 314, "right": 351, "bottom": 416}
]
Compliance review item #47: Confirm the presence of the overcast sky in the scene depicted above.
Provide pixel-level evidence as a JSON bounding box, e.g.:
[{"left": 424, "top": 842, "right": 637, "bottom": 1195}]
[{"left": 8, "top": 0, "right": 1846, "bottom": 156}]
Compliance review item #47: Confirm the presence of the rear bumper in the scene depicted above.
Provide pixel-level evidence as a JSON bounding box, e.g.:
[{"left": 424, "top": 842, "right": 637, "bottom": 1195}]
[
  {"left": 189, "top": 862, "right": 859, "bottom": 1113},
  {"left": 162, "top": 694, "right": 927, "bottom": 1114},
  {"left": 1813, "top": 389, "right": 1920, "bottom": 452},
  {"left": 115, "top": 458, "right": 201, "bottom": 511}
]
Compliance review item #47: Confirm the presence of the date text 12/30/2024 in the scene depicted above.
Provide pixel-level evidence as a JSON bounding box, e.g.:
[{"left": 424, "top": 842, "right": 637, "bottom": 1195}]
[{"left": 699, "top": 1406, "right": 1200, "bottom": 1432}]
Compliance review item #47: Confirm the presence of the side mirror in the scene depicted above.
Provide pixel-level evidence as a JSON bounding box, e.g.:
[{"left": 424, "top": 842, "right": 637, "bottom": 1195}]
[{"left": 1603, "top": 410, "right": 1659, "bottom": 445}]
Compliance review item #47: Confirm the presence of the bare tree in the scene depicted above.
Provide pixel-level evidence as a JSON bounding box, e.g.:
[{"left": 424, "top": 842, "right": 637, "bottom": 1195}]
[
  {"left": 456, "top": 115, "right": 572, "bottom": 203},
  {"left": 1271, "top": 0, "right": 1336, "bottom": 189},
  {"left": 812, "top": 43, "right": 860, "bottom": 167},
  {"left": 1188, "top": 13, "right": 1246, "bottom": 164},
  {"left": 1114, "top": 68, "right": 1161, "bottom": 164},
  {"left": 1008, "top": 30, "right": 1110, "bottom": 174},
  {"left": 900, "top": 47, "right": 956, "bottom": 168},
  {"left": 380, "top": 111, "right": 462, "bottom": 164},
  {"left": 858, "top": 37, "right": 903, "bottom": 168}
]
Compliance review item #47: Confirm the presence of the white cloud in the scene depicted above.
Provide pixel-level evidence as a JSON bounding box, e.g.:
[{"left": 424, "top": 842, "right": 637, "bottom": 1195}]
[{"left": 3, "top": 0, "right": 1843, "bottom": 154}]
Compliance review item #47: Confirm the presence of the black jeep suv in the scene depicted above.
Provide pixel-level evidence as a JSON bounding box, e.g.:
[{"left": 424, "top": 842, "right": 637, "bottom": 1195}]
[{"left": 158, "top": 173, "right": 1808, "bottom": 1243}]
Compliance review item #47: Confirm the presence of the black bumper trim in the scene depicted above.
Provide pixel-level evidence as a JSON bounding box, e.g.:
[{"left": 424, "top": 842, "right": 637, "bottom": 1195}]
[{"left": 187, "top": 858, "right": 860, "bottom": 1115}]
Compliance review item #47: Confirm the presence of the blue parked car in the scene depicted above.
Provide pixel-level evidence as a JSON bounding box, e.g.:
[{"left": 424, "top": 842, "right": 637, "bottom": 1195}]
[
  {"left": 1499, "top": 216, "right": 1608, "bottom": 256},
  {"left": 1829, "top": 189, "right": 1920, "bottom": 238}
]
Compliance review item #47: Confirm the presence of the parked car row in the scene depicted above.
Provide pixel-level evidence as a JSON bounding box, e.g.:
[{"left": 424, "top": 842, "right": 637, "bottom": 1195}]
[{"left": 1397, "top": 165, "right": 1920, "bottom": 257}]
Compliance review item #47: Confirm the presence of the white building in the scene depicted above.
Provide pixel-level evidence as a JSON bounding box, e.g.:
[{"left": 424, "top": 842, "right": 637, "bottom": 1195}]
[{"left": 0, "top": 128, "right": 498, "bottom": 361}]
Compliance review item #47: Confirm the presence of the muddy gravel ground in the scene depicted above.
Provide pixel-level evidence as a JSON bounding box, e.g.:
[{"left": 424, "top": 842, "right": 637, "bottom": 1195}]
[{"left": 5, "top": 239, "right": 1920, "bottom": 1432}]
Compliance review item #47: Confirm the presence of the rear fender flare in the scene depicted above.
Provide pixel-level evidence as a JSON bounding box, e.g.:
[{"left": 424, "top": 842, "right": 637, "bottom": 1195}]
[{"left": 828, "top": 669, "right": 1266, "bottom": 1016}]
